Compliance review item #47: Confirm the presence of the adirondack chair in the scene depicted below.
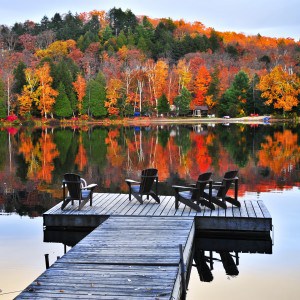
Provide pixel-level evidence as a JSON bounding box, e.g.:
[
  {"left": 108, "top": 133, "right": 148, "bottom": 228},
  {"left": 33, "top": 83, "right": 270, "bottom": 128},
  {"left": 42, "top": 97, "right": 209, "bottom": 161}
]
[
  {"left": 203, "top": 170, "right": 240, "bottom": 209},
  {"left": 125, "top": 168, "right": 160, "bottom": 204},
  {"left": 172, "top": 172, "right": 215, "bottom": 212},
  {"left": 61, "top": 173, "right": 98, "bottom": 210}
]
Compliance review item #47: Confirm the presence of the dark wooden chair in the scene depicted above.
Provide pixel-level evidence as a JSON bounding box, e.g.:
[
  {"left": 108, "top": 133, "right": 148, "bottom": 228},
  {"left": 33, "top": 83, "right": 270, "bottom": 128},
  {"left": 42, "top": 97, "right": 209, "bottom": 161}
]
[
  {"left": 172, "top": 172, "right": 215, "bottom": 212},
  {"left": 125, "top": 168, "right": 160, "bottom": 204},
  {"left": 61, "top": 173, "right": 98, "bottom": 210},
  {"left": 203, "top": 170, "right": 240, "bottom": 209}
]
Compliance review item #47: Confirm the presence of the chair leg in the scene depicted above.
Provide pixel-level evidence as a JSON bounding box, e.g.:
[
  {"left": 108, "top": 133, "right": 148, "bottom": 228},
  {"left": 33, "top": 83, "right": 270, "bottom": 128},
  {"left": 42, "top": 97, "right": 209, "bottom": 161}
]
[
  {"left": 225, "top": 196, "right": 241, "bottom": 207},
  {"left": 175, "top": 196, "right": 179, "bottom": 209},
  {"left": 132, "top": 192, "right": 143, "bottom": 204},
  {"left": 149, "top": 192, "right": 160, "bottom": 203}
]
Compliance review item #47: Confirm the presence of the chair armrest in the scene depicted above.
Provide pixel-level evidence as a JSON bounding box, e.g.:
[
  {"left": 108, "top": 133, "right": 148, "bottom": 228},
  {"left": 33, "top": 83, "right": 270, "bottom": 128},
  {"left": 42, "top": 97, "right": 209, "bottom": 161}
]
[
  {"left": 125, "top": 179, "right": 140, "bottom": 185},
  {"left": 172, "top": 185, "right": 198, "bottom": 191},
  {"left": 83, "top": 183, "right": 98, "bottom": 190},
  {"left": 223, "top": 177, "right": 238, "bottom": 182},
  {"left": 212, "top": 183, "right": 223, "bottom": 188},
  {"left": 198, "top": 179, "right": 213, "bottom": 184}
]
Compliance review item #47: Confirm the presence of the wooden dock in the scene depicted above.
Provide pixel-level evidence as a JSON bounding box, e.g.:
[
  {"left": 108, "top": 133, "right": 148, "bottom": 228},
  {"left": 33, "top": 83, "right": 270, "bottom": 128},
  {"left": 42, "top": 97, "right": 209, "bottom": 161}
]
[
  {"left": 16, "top": 216, "right": 195, "bottom": 299},
  {"left": 16, "top": 193, "right": 272, "bottom": 299},
  {"left": 44, "top": 193, "right": 272, "bottom": 233}
]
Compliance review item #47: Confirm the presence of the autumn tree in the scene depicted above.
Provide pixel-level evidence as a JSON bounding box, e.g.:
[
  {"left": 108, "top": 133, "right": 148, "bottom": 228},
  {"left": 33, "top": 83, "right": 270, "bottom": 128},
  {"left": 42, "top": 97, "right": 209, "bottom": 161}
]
[
  {"left": 18, "top": 68, "right": 39, "bottom": 117},
  {"left": 192, "top": 65, "right": 211, "bottom": 108},
  {"left": 105, "top": 78, "right": 123, "bottom": 116},
  {"left": 147, "top": 59, "right": 169, "bottom": 110},
  {"left": 72, "top": 74, "right": 86, "bottom": 116},
  {"left": 176, "top": 59, "right": 192, "bottom": 92},
  {"left": 35, "top": 63, "right": 58, "bottom": 118},
  {"left": 257, "top": 65, "right": 300, "bottom": 113}
]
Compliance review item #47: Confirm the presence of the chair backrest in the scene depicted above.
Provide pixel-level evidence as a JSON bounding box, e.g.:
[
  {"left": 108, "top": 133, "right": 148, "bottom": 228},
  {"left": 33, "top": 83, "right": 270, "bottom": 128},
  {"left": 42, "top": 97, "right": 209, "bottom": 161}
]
[
  {"left": 139, "top": 168, "right": 158, "bottom": 194},
  {"left": 216, "top": 170, "right": 238, "bottom": 197},
  {"left": 64, "top": 173, "right": 81, "bottom": 198},
  {"left": 193, "top": 172, "right": 212, "bottom": 198}
]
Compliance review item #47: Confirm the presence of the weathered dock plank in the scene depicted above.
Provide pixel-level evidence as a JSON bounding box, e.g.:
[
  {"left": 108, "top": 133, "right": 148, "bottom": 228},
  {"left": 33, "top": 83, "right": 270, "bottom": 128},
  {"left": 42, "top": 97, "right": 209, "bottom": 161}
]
[{"left": 17, "top": 216, "right": 195, "bottom": 300}]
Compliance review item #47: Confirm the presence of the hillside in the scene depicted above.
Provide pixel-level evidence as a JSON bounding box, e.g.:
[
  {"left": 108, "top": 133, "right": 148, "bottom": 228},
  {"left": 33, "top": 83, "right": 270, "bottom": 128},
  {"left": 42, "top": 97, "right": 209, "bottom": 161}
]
[{"left": 0, "top": 7, "right": 299, "bottom": 120}]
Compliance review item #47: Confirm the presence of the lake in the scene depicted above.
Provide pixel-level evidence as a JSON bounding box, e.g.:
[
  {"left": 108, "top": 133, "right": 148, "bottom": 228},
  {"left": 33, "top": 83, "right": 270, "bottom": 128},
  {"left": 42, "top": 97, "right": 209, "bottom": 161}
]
[{"left": 0, "top": 122, "right": 300, "bottom": 299}]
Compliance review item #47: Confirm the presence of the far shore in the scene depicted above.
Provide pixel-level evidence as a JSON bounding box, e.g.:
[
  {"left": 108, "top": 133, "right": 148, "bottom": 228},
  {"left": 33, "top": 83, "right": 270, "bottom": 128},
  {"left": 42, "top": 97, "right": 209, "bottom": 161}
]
[{"left": 1, "top": 115, "right": 295, "bottom": 128}]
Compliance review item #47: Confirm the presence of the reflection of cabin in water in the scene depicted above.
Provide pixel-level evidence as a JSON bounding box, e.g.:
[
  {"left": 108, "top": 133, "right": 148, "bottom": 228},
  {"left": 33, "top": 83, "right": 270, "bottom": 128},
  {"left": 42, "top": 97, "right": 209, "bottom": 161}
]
[{"left": 192, "top": 105, "right": 209, "bottom": 117}]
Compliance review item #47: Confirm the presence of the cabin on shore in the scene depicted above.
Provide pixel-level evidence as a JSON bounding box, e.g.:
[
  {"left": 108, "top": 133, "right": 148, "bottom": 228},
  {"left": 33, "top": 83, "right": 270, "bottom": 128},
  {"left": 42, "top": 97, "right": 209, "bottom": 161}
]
[{"left": 192, "top": 105, "right": 209, "bottom": 117}]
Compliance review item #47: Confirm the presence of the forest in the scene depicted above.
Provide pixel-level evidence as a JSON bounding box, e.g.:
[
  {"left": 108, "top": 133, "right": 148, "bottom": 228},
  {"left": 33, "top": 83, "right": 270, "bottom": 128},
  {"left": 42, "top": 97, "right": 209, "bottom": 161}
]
[{"left": 0, "top": 7, "right": 300, "bottom": 121}]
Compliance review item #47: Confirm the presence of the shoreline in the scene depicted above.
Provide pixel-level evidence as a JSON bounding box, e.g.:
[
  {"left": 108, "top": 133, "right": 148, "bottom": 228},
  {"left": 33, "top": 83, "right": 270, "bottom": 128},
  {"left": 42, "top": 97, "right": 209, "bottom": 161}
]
[{"left": 1, "top": 115, "right": 294, "bottom": 128}]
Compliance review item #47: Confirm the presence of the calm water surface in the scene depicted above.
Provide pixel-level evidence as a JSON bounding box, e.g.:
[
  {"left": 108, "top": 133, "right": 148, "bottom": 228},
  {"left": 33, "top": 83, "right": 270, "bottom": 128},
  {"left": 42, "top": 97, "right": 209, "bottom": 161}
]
[{"left": 0, "top": 123, "right": 299, "bottom": 299}]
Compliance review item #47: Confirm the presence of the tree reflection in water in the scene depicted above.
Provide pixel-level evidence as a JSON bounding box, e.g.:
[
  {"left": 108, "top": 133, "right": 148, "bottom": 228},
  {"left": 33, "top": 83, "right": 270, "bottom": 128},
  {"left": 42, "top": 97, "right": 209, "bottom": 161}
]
[{"left": 1, "top": 123, "right": 300, "bottom": 216}]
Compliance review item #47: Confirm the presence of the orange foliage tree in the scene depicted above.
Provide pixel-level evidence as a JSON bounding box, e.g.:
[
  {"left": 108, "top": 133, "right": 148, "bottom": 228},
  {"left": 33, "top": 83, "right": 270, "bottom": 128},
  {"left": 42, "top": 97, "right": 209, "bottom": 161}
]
[
  {"left": 105, "top": 78, "right": 123, "bottom": 116},
  {"left": 146, "top": 59, "right": 169, "bottom": 108},
  {"left": 257, "top": 65, "right": 300, "bottom": 112},
  {"left": 192, "top": 65, "right": 212, "bottom": 108},
  {"left": 72, "top": 74, "right": 87, "bottom": 116}
]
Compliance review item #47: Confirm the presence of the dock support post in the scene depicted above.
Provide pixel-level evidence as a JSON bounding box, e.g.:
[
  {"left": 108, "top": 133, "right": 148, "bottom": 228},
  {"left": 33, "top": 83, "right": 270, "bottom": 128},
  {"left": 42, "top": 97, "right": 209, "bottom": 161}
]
[
  {"left": 44, "top": 254, "right": 49, "bottom": 269},
  {"left": 179, "top": 244, "right": 187, "bottom": 300}
]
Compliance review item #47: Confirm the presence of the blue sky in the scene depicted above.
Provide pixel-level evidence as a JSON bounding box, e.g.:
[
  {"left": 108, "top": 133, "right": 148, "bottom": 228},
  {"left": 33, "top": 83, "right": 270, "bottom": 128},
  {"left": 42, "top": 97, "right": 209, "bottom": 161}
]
[{"left": 1, "top": 0, "right": 299, "bottom": 40}]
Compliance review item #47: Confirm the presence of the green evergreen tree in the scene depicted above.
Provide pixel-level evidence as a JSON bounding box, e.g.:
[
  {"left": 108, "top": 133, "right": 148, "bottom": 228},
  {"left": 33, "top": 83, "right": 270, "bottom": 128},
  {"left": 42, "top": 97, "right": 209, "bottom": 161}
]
[
  {"left": 218, "top": 71, "right": 250, "bottom": 117},
  {"left": 157, "top": 94, "right": 170, "bottom": 115},
  {"left": 209, "top": 29, "right": 223, "bottom": 52},
  {"left": 101, "top": 25, "right": 113, "bottom": 42},
  {"left": 174, "top": 87, "right": 192, "bottom": 115},
  {"left": 13, "top": 62, "right": 26, "bottom": 94},
  {"left": 54, "top": 82, "right": 73, "bottom": 118},
  {"left": 52, "top": 58, "right": 79, "bottom": 115},
  {"left": 126, "top": 29, "right": 135, "bottom": 48},
  {"left": 116, "top": 30, "right": 127, "bottom": 48},
  {"left": 245, "top": 73, "right": 265, "bottom": 115},
  {"left": 84, "top": 72, "right": 107, "bottom": 118},
  {"left": 77, "top": 30, "right": 100, "bottom": 51}
]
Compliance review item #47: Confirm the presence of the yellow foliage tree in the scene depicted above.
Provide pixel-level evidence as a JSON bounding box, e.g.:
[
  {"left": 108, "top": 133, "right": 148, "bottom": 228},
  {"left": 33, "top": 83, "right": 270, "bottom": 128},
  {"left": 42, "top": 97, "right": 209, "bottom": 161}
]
[
  {"left": 35, "top": 63, "right": 58, "bottom": 118},
  {"left": 17, "top": 68, "right": 39, "bottom": 116},
  {"left": 257, "top": 65, "right": 300, "bottom": 112},
  {"left": 176, "top": 59, "right": 192, "bottom": 92},
  {"left": 35, "top": 40, "right": 77, "bottom": 60}
]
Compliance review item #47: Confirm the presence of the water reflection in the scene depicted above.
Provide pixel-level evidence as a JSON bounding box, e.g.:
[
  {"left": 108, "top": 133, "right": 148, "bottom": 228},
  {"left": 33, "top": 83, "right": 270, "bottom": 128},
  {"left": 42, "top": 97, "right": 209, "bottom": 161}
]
[
  {"left": 192, "top": 235, "right": 272, "bottom": 283},
  {"left": 0, "top": 123, "right": 300, "bottom": 215}
]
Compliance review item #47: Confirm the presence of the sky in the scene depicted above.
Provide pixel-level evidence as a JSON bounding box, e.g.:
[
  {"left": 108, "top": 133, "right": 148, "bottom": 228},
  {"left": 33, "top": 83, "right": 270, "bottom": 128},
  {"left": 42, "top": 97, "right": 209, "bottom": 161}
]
[{"left": 1, "top": 0, "right": 299, "bottom": 40}]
